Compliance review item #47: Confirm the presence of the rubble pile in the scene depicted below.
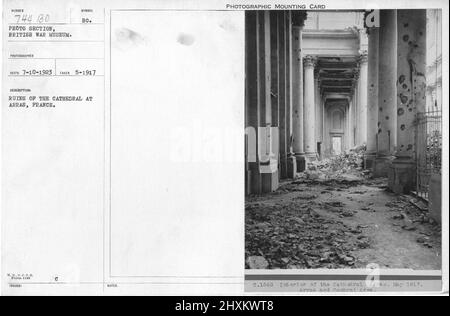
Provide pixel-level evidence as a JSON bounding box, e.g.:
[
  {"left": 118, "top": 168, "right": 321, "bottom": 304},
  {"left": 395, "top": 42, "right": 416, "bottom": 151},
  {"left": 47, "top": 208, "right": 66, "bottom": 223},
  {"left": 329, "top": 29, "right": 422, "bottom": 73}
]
[
  {"left": 388, "top": 196, "right": 441, "bottom": 249},
  {"left": 301, "top": 145, "right": 367, "bottom": 182},
  {"left": 245, "top": 200, "right": 371, "bottom": 269},
  {"left": 245, "top": 144, "right": 441, "bottom": 270},
  {"left": 317, "top": 145, "right": 365, "bottom": 171}
]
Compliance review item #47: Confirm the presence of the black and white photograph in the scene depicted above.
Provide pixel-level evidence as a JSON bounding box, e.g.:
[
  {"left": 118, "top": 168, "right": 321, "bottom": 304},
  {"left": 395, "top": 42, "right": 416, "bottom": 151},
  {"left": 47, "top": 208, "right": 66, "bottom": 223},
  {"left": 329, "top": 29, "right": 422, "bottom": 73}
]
[
  {"left": 245, "top": 9, "right": 443, "bottom": 270},
  {"left": 1, "top": 0, "right": 448, "bottom": 297}
]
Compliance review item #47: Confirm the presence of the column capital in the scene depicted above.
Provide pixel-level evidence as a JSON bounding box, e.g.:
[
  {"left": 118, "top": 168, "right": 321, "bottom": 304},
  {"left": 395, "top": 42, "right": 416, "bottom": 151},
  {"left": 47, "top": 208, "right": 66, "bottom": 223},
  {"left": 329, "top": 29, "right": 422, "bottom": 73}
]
[{"left": 303, "top": 55, "right": 316, "bottom": 68}]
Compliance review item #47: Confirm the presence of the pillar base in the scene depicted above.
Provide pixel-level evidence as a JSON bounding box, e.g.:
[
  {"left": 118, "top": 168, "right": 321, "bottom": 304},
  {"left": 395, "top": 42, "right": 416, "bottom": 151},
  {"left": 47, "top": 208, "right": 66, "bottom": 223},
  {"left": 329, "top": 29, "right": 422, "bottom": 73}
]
[
  {"left": 304, "top": 152, "right": 317, "bottom": 161},
  {"left": 286, "top": 155, "right": 297, "bottom": 179},
  {"left": 247, "top": 164, "right": 279, "bottom": 195},
  {"left": 364, "top": 152, "right": 377, "bottom": 170},
  {"left": 245, "top": 170, "right": 252, "bottom": 195},
  {"left": 247, "top": 165, "right": 260, "bottom": 195},
  {"left": 429, "top": 173, "right": 442, "bottom": 224},
  {"left": 261, "top": 170, "right": 279, "bottom": 193},
  {"left": 388, "top": 158, "right": 416, "bottom": 194},
  {"left": 372, "top": 155, "right": 394, "bottom": 178},
  {"left": 295, "top": 153, "right": 306, "bottom": 172},
  {"left": 304, "top": 152, "right": 318, "bottom": 169}
]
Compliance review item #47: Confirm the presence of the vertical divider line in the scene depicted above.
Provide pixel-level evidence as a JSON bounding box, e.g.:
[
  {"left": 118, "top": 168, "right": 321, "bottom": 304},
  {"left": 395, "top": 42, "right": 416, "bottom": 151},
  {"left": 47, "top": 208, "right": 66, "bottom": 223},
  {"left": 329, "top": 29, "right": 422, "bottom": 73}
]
[
  {"left": 103, "top": 7, "right": 106, "bottom": 292},
  {"left": 109, "top": 9, "right": 112, "bottom": 279}
]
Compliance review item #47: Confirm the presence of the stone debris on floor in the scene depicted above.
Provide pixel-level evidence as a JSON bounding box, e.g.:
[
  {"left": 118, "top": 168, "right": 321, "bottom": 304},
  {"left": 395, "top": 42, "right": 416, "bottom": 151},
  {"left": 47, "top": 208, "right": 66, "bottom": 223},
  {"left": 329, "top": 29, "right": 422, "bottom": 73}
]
[{"left": 245, "top": 150, "right": 442, "bottom": 270}]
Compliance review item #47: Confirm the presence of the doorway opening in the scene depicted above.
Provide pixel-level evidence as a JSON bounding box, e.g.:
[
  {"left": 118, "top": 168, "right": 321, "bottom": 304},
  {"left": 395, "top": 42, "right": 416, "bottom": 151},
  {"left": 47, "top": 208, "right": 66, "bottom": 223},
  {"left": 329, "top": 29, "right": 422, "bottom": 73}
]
[{"left": 332, "top": 136, "right": 342, "bottom": 155}]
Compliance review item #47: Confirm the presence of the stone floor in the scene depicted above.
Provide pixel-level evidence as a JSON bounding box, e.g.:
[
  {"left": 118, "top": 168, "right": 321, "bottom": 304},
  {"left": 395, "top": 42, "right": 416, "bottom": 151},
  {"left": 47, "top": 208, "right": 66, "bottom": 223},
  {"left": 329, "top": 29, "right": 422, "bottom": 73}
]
[{"left": 245, "top": 172, "right": 442, "bottom": 270}]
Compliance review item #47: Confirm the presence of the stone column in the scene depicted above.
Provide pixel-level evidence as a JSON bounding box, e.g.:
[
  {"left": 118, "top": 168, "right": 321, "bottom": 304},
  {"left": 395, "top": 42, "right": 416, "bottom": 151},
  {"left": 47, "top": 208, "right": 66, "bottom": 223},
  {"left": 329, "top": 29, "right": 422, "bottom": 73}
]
[
  {"left": 259, "top": 11, "right": 279, "bottom": 193},
  {"left": 277, "top": 11, "right": 296, "bottom": 179},
  {"left": 245, "top": 11, "right": 261, "bottom": 194},
  {"left": 345, "top": 100, "right": 350, "bottom": 150},
  {"left": 357, "top": 52, "right": 368, "bottom": 147},
  {"left": 270, "top": 11, "right": 279, "bottom": 128},
  {"left": 278, "top": 12, "right": 288, "bottom": 179},
  {"left": 285, "top": 11, "right": 297, "bottom": 178},
  {"left": 303, "top": 55, "right": 317, "bottom": 160},
  {"left": 292, "top": 26, "right": 306, "bottom": 171},
  {"left": 352, "top": 68, "right": 361, "bottom": 148},
  {"left": 318, "top": 96, "right": 324, "bottom": 156},
  {"left": 365, "top": 27, "right": 379, "bottom": 169},
  {"left": 373, "top": 10, "right": 397, "bottom": 177},
  {"left": 245, "top": 11, "right": 279, "bottom": 194},
  {"left": 354, "top": 74, "right": 360, "bottom": 145},
  {"left": 388, "top": 9, "right": 427, "bottom": 193},
  {"left": 314, "top": 73, "right": 322, "bottom": 156},
  {"left": 346, "top": 98, "right": 353, "bottom": 149}
]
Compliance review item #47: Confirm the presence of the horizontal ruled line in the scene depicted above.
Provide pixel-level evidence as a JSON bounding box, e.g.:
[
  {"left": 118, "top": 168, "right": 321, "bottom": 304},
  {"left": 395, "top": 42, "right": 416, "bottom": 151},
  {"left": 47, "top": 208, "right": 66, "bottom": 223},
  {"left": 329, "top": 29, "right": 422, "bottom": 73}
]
[
  {"left": 8, "top": 75, "right": 104, "bottom": 77},
  {"left": 9, "top": 57, "right": 104, "bottom": 60},
  {"left": 8, "top": 281, "right": 242, "bottom": 285},
  {"left": 8, "top": 23, "right": 104, "bottom": 25},
  {"left": 245, "top": 274, "right": 443, "bottom": 281},
  {"left": 8, "top": 40, "right": 104, "bottom": 42}
]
